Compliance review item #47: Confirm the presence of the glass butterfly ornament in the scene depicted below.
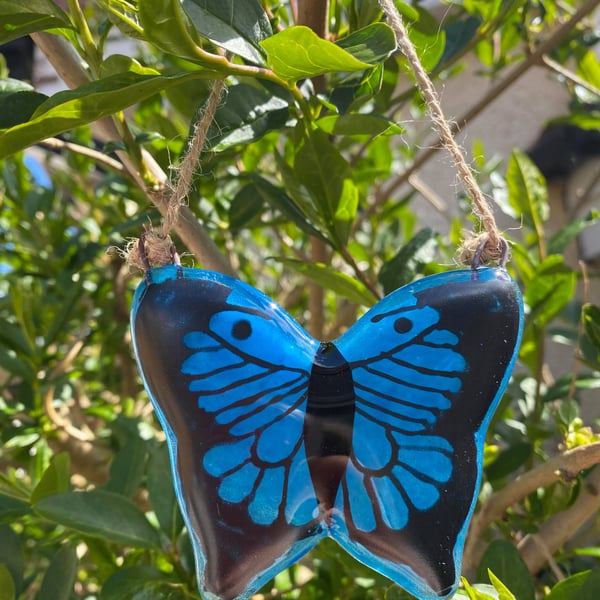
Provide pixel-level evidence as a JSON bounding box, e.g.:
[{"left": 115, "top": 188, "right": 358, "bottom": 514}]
[{"left": 130, "top": 240, "right": 523, "bottom": 600}]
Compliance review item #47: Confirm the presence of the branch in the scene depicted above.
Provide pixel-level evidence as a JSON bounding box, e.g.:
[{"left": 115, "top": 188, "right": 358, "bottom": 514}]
[
  {"left": 39, "top": 137, "right": 127, "bottom": 174},
  {"left": 542, "top": 54, "right": 600, "bottom": 98},
  {"left": 463, "top": 442, "right": 600, "bottom": 571},
  {"left": 518, "top": 466, "right": 600, "bottom": 574},
  {"left": 298, "top": 0, "right": 330, "bottom": 338},
  {"left": 30, "top": 31, "right": 233, "bottom": 274}
]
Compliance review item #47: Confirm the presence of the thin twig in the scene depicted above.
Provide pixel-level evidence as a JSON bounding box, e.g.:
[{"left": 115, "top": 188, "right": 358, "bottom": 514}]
[
  {"left": 39, "top": 137, "right": 126, "bottom": 174},
  {"left": 542, "top": 54, "right": 600, "bottom": 98}
]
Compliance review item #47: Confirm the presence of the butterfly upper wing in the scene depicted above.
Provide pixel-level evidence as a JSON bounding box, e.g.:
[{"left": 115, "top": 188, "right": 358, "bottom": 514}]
[
  {"left": 131, "top": 266, "right": 323, "bottom": 600},
  {"left": 333, "top": 267, "right": 523, "bottom": 599}
]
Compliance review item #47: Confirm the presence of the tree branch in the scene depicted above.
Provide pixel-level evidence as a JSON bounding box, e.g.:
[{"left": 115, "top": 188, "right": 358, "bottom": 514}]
[
  {"left": 463, "top": 442, "right": 600, "bottom": 571},
  {"left": 518, "top": 466, "right": 600, "bottom": 574},
  {"left": 297, "top": 0, "right": 330, "bottom": 338}
]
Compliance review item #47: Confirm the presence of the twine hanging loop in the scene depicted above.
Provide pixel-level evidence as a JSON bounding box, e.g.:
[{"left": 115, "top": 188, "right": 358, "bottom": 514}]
[
  {"left": 378, "top": 0, "right": 507, "bottom": 266},
  {"left": 124, "top": 78, "right": 227, "bottom": 271}
]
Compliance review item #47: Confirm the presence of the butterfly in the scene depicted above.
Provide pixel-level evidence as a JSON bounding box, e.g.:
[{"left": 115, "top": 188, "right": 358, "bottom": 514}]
[{"left": 131, "top": 264, "right": 523, "bottom": 600}]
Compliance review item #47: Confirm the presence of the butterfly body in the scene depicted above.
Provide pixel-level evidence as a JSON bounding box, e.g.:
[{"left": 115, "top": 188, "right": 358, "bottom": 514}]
[{"left": 131, "top": 265, "right": 523, "bottom": 600}]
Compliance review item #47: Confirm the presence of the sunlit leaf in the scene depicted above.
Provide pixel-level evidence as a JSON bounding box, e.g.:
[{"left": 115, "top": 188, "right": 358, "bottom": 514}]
[
  {"left": 260, "top": 26, "right": 373, "bottom": 82},
  {"left": 0, "top": 71, "right": 221, "bottom": 159},
  {"left": 30, "top": 452, "right": 70, "bottom": 504},
  {"left": 182, "top": 0, "right": 271, "bottom": 64},
  {"left": 506, "top": 149, "right": 549, "bottom": 235},
  {"left": 0, "top": 0, "right": 72, "bottom": 44}
]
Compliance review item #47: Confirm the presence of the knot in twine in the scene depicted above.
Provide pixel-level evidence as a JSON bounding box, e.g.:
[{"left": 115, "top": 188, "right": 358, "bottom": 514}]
[
  {"left": 125, "top": 229, "right": 178, "bottom": 271},
  {"left": 459, "top": 233, "right": 509, "bottom": 267}
]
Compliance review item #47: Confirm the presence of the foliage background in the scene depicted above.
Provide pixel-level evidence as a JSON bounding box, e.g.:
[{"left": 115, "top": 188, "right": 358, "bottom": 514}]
[{"left": 1, "top": 0, "right": 600, "bottom": 598}]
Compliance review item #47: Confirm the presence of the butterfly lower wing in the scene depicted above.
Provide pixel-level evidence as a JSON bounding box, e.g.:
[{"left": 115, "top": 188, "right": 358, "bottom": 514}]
[
  {"left": 131, "top": 266, "right": 323, "bottom": 600},
  {"left": 333, "top": 268, "right": 523, "bottom": 599}
]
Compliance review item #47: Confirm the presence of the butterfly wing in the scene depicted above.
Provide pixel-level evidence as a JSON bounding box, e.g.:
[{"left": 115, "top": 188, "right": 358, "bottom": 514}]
[
  {"left": 332, "top": 267, "right": 523, "bottom": 599},
  {"left": 131, "top": 266, "right": 323, "bottom": 600}
]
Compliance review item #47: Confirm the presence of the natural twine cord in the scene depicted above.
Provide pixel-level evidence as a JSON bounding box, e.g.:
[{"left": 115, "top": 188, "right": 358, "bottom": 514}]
[
  {"left": 378, "top": 0, "right": 506, "bottom": 265},
  {"left": 125, "top": 78, "right": 227, "bottom": 270}
]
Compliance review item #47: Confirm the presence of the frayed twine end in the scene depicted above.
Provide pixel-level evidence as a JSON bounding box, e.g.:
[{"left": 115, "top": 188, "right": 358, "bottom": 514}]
[
  {"left": 458, "top": 233, "right": 509, "bottom": 267},
  {"left": 122, "top": 229, "right": 178, "bottom": 271}
]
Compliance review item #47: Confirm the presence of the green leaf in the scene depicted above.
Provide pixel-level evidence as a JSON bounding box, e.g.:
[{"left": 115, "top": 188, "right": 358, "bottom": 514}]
[
  {"left": 103, "top": 438, "right": 148, "bottom": 499},
  {"left": 138, "top": 0, "right": 206, "bottom": 63},
  {"left": 0, "top": 348, "right": 34, "bottom": 380},
  {"left": 334, "top": 178, "right": 359, "bottom": 243},
  {"left": 0, "top": 494, "right": 31, "bottom": 522},
  {"left": 274, "top": 150, "right": 325, "bottom": 229},
  {"left": 30, "top": 452, "right": 70, "bottom": 504},
  {"left": 315, "top": 113, "right": 402, "bottom": 137},
  {"left": 378, "top": 228, "right": 437, "bottom": 294},
  {"left": 396, "top": 5, "right": 446, "bottom": 72},
  {"left": 294, "top": 128, "right": 352, "bottom": 237},
  {"left": 547, "top": 209, "right": 599, "bottom": 255},
  {"left": 276, "top": 258, "right": 377, "bottom": 307},
  {"left": 525, "top": 255, "right": 576, "bottom": 328},
  {"left": 582, "top": 304, "right": 600, "bottom": 359},
  {"left": 0, "top": 71, "right": 221, "bottom": 159},
  {"left": 487, "top": 571, "right": 517, "bottom": 600},
  {"left": 506, "top": 149, "right": 549, "bottom": 235},
  {"left": 228, "top": 184, "right": 264, "bottom": 231},
  {"left": 36, "top": 544, "right": 77, "bottom": 600},
  {"left": 205, "top": 83, "right": 289, "bottom": 152},
  {"left": 440, "top": 16, "right": 481, "bottom": 64},
  {"left": 102, "top": 566, "right": 185, "bottom": 600},
  {"left": 0, "top": 565, "right": 15, "bottom": 600},
  {"left": 485, "top": 442, "right": 532, "bottom": 482},
  {"left": 0, "top": 0, "right": 72, "bottom": 44},
  {"left": 0, "top": 526, "right": 23, "bottom": 596},
  {"left": 546, "top": 570, "right": 600, "bottom": 600},
  {"left": 577, "top": 50, "right": 600, "bottom": 90},
  {"left": 182, "top": 0, "right": 271, "bottom": 64},
  {"left": 477, "top": 541, "right": 534, "bottom": 600},
  {"left": 0, "top": 79, "right": 48, "bottom": 128},
  {"left": 250, "top": 175, "right": 327, "bottom": 241},
  {"left": 260, "top": 26, "right": 373, "bottom": 82},
  {"left": 335, "top": 23, "right": 396, "bottom": 65},
  {"left": 562, "top": 111, "right": 600, "bottom": 131},
  {"left": 34, "top": 491, "right": 160, "bottom": 548},
  {"left": 147, "top": 444, "right": 183, "bottom": 541},
  {"left": 460, "top": 577, "right": 497, "bottom": 599}
]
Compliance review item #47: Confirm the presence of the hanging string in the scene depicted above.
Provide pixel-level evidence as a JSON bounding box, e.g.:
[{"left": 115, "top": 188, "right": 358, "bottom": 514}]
[
  {"left": 378, "top": 0, "right": 506, "bottom": 265},
  {"left": 125, "top": 78, "right": 227, "bottom": 270}
]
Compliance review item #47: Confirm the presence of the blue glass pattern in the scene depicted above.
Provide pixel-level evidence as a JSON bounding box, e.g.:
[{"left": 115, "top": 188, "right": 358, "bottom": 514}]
[{"left": 131, "top": 265, "right": 523, "bottom": 600}]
